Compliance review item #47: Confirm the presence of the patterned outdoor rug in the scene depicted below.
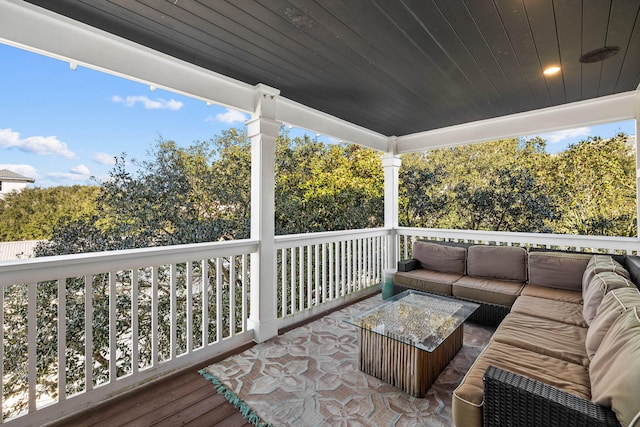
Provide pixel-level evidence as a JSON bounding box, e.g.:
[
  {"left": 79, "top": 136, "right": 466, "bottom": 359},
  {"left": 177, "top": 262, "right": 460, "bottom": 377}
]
[{"left": 200, "top": 294, "right": 494, "bottom": 426}]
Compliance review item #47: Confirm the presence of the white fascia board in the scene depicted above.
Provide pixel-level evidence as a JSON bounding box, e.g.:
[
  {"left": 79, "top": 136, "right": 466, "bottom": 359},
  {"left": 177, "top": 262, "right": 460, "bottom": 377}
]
[
  {"left": 396, "top": 91, "right": 639, "bottom": 154},
  {"left": 0, "top": 0, "right": 256, "bottom": 113},
  {"left": 277, "top": 97, "right": 389, "bottom": 151}
]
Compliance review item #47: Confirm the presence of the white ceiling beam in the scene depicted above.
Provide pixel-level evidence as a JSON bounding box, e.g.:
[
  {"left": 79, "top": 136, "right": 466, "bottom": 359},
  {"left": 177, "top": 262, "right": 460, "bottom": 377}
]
[
  {"left": 277, "top": 97, "right": 389, "bottom": 151},
  {"left": 396, "top": 91, "right": 639, "bottom": 153}
]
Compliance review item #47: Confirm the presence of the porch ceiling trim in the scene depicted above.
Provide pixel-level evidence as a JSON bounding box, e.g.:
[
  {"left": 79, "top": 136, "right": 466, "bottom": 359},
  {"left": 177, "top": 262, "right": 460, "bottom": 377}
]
[{"left": 396, "top": 90, "right": 640, "bottom": 154}]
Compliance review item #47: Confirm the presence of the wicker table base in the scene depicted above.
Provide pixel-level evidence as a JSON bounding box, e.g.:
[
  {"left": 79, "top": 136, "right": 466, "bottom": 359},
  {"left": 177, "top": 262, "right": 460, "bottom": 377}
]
[{"left": 358, "top": 324, "right": 464, "bottom": 398}]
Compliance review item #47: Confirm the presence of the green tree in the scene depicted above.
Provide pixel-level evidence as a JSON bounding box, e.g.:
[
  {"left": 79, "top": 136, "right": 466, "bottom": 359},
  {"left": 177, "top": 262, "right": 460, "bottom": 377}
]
[
  {"left": 551, "top": 134, "right": 636, "bottom": 236},
  {"left": 398, "top": 151, "right": 448, "bottom": 228},
  {"left": 0, "top": 186, "right": 99, "bottom": 241},
  {"left": 399, "top": 138, "right": 557, "bottom": 232},
  {"left": 453, "top": 167, "right": 556, "bottom": 232},
  {"left": 275, "top": 131, "right": 383, "bottom": 234}
]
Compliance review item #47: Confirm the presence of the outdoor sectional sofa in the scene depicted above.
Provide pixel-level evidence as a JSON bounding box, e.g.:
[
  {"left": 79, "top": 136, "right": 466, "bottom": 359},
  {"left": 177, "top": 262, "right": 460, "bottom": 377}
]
[{"left": 393, "top": 240, "right": 640, "bottom": 427}]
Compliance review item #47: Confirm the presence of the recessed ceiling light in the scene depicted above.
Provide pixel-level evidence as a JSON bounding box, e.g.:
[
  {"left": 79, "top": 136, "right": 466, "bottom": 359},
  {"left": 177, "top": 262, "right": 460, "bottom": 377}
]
[{"left": 543, "top": 66, "right": 561, "bottom": 75}]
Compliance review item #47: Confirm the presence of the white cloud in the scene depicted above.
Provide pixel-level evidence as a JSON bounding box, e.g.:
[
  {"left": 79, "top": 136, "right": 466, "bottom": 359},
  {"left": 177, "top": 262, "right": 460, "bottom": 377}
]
[
  {"left": 111, "top": 95, "right": 183, "bottom": 110},
  {"left": 0, "top": 164, "right": 38, "bottom": 179},
  {"left": 70, "top": 164, "right": 90, "bottom": 175},
  {"left": 48, "top": 164, "right": 92, "bottom": 183},
  {"left": 539, "top": 127, "right": 591, "bottom": 144},
  {"left": 212, "top": 108, "right": 248, "bottom": 124},
  {"left": 93, "top": 152, "right": 117, "bottom": 165},
  {"left": 0, "top": 128, "right": 76, "bottom": 158}
]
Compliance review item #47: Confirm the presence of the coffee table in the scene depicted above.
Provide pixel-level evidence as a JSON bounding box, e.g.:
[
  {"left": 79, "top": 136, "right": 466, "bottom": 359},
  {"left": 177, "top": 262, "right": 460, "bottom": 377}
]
[{"left": 346, "top": 290, "right": 479, "bottom": 397}]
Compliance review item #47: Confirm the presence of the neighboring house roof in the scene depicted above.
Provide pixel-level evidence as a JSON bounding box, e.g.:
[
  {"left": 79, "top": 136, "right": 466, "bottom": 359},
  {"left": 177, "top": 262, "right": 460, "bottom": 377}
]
[
  {"left": 0, "top": 240, "right": 43, "bottom": 261},
  {"left": 0, "top": 169, "right": 35, "bottom": 183}
]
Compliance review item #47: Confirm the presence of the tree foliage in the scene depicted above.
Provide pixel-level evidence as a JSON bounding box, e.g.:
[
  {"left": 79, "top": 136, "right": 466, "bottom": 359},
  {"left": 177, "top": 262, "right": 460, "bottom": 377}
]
[
  {"left": 33, "top": 128, "right": 383, "bottom": 256},
  {"left": 549, "top": 133, "right": 636, "bottom": 236},
  {"left": 0, "top": 185, "right": 98, "bottom": 241},
  {"left": 399, "top": 134, "right": 637, "bottom": 237},
  {"left": 400, "top": 138, "right": 557, "bottom": 232},
  {"left": 275, "top": 130, "right": 383, "bottom": 234}
]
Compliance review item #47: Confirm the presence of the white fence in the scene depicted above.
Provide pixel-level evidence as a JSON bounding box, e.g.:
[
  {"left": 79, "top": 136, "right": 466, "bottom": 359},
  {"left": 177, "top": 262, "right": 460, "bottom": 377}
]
[
  {"left": 274, "top": 228, "right": 390, "bottom": 328},
  {"left": 1, "top": 226, "right": 639, "bottom": 425},
  {"left": 0, "top": 229, "right": 390, "bottom": 425},
  {"left": 0, "top": 240, "right": 258, "bottom": 426}
]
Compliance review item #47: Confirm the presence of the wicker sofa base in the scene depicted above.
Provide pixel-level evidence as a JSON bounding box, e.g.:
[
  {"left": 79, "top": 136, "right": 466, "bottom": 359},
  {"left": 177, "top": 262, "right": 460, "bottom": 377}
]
[
  {"left": 483, "top": 366, "right": 620, "bottom": 427},
  {"left": 462, "top": 299, "right": 509, "bottom": 326}
]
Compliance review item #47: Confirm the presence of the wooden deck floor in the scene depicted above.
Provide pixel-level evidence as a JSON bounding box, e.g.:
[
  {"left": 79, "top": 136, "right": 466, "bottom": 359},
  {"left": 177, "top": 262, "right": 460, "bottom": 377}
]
[
  {"left": 49, "top": 347, "right": 255, "bottom": 427},
  {"left": 47, "top": 294, "right": 375, "bottom": 427}
]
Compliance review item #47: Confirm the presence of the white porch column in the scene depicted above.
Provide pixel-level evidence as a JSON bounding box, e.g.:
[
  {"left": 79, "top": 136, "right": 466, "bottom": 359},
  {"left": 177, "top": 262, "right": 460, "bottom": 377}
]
[
  {"left": 382, "top": 138, "right": 401, "bottom": 270},
  {"left": 247, "top": 84, "right": 280, "bottom": 343}
]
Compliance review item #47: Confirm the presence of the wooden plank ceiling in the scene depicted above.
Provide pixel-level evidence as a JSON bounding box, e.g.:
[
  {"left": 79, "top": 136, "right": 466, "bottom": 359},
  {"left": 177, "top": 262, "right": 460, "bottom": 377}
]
[{"left": 23, "top": 0, "right": 640, "bottom": 137}]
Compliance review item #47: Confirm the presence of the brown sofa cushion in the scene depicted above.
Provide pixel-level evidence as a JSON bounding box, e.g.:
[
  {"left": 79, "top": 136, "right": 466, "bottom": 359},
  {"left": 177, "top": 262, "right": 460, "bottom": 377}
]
[
  {"left": 492, "top": 312, "right": 589, "bottom": 366},
  {"left": 520, "top": 284, "right": 583, "bottom": 303},
  {"left": 590, "top": 307, "right": 640, "bottom": 426},
  {"left": 412, "top": 241, "right": 466, "bottom": 274},
  {"left": 528, "top": 251, "right": 592, "bottom": 290},
  {"left": 582, "top": 255, "right": 630, "bottom": 294},
  {"left": 453, "top": 341, "right": 591, "bottom": 427},
  {"left": 466, "top": 245, "right": 527, "bottom": 281},
  {"left": 452, "top": 276, "right": 523, "bottom": 307},
  {"left": 583, "top": 271, "right": 635, "bottom": 325},
  {"left": 393, "top": 269, "right": 459, "bottom": 296},
  {"left": 511, "top": 295, "right": 588, "bottom": 327},
  {"left": 585, "top": 287, "right": 640, "bottom": 359}
]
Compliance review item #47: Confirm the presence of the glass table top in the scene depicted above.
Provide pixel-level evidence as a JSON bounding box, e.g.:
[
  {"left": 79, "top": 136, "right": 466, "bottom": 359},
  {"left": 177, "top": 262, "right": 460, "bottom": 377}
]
[{"left": 346, "top": 290, "right": 479, "bottom": 352}]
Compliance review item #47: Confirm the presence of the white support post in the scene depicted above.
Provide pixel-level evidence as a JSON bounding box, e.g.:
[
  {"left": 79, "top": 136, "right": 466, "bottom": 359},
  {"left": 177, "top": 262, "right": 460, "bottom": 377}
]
[
  {"left": 247, "top": 84, "right": 280, "bottom": 343},
  {"left": 382, "top": 138, "right": 401, "bottom": 270}
]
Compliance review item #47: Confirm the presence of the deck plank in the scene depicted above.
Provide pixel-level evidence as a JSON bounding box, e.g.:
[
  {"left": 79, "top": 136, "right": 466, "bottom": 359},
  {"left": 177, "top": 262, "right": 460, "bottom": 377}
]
[
  {"left": 184, "top": 404, "right": 252, "bottom": 427},
  {"left": 49, "top": 367, "right": 250, "bottom": 427},
  {"left": 152, "top": 393, "right": 239, "bottom": 426},
  {"left": 124, "top": 381, "right": 215, "bottom": 426}
]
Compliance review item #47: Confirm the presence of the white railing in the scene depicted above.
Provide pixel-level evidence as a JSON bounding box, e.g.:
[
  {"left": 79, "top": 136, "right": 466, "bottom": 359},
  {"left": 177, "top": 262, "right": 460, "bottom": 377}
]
[
  {"left": 396, "top": 227, "right": 640, "bottom": 259},
  {"left": 2, "top": 226, "right": 638, "bottom": 425},
  {"left": 0, "top": 229, "right": 391, "bottom": 426},
  {"left": 0, "top": 240, "right": 258, "bottom": 426},
  {"left": 274, "top": 228, "right": 390, "bottom": 328}
]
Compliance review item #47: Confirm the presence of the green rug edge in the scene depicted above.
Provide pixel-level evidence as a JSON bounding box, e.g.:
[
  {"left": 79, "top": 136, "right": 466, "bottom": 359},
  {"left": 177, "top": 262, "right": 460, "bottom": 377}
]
[{"left": 198, "top": 368, "right": 272, "bottom": 427}]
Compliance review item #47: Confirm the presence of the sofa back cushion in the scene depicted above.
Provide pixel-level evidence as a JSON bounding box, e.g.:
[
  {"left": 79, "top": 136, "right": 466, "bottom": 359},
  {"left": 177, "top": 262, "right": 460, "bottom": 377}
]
[
  {"left": 582, "top": 255, "right": 631, "bottom": 295},
  {"left": 590, "top": 307, "right": 640, "bottom": 426},
  {"left": 585, "top": 286, "right": 640, "bottom": 359},
  {"left": 466, "top": 245, "right": 527, "bottom": 282},
  {"left": 412, "top": 241, "right": 466, "bottom": 274},
  {"left": 583, "top": 271, "right": 635, "bottom": 325},
  {"left": 528, "top": 251, "right": 592, "bottom": 290}
]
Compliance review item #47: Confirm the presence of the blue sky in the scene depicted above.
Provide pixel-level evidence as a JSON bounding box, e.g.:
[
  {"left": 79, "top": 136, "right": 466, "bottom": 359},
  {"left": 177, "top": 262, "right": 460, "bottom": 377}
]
[
  {"left": 0, "top": 43, "right": 253, "bottom": 188},
  {"left": 0, "top": 43, "right": 636, "bottom": 188},
  {"left": 532, "top": 121, "right": 636, "bottom": 154}
]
